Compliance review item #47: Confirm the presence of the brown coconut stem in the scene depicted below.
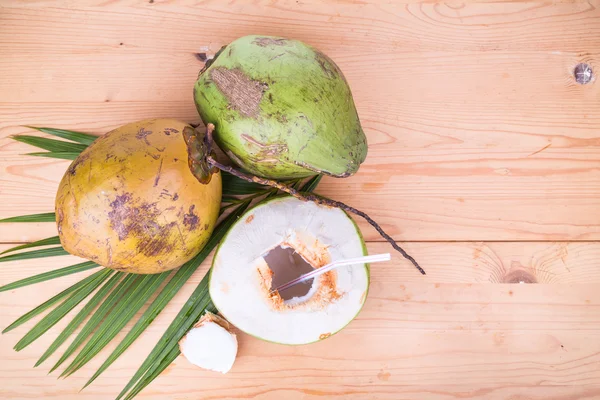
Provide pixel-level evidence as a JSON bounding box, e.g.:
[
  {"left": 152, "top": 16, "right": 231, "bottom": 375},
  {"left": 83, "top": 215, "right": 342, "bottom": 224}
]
[{"left": 204, "top": 124, "right": 426, "bottom": 275}]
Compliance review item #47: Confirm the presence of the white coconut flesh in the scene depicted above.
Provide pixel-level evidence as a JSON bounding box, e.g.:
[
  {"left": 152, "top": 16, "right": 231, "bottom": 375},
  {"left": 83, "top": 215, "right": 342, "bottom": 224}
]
[
  {"left": 179, "top": 312, "right": 238, "bottom": 374},
  {"left": 210, "top": 196, "right": 369, "bottom": 345}
]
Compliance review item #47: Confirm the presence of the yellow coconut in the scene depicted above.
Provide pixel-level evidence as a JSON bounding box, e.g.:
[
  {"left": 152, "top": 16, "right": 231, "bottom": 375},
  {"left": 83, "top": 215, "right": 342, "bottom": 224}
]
[{"left": 55, "top": 119, "right": 221, "bottom": 274}]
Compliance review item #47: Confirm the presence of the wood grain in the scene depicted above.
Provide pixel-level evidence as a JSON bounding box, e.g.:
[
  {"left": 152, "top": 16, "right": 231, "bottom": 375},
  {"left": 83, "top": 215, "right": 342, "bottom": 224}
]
[
  {"left": 1, "top": 242, "right": 600, "bottom": 399},
  {"left": 1, "top": 1, "right": 599, "bottom": 399},
  {"left": 1, "top": 2, "right": 599, "bottom": 241}
]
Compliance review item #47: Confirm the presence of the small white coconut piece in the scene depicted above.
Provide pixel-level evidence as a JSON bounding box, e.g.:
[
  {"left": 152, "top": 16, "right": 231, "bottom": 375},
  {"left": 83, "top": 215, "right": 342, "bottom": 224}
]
[{"left": 179, "top": 311, "right": 238, "bottom": 374}]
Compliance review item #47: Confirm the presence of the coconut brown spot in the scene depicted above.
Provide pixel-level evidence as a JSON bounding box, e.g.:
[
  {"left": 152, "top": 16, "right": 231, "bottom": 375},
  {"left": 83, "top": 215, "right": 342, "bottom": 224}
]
[
  {"left": 108, "top": 193, "right": 134, "bottom": 240},
  {"left": 68, "top": 151, "right": 91, "bottom": 176},
  {"left": 108, "top": 192, "right": 177, "bottom": 258},
  {"left": 106, "top": 239, "right": 113, "bottom": 265},
  {"left": 315, "top": 51, "right": 339, "bottom": 79},
  {"left": 163, "top": 127, "right": 179, "bottom": 136},
  {"left": 245, "top": 214, "right": 254, "bottom": 224},
  {"left": 241, "top": 134, "right": 288, "bottom": 162},
  {"left": 56, "top": 207, "right": 64, "bottom": 235},
  {"left": 210, "top": 67, "right": 267, "bottom": 117},
  {"left": 153, "top": 159, "right": 163, "bottom": 187},
  {"left": 253, "top": 37, "right": 288, "bottom": 47},
  {"left": 183, "top": 205, "right": 200, "bottom": 230},
  {"left": 135, "top": 219, "right": 176, "bottom": 258},
  {"left": 319, "top": 333, "right": 331, "bottom": 340},
  {"left": 136, "top": 128, "right": 153, "bottom": 145}
]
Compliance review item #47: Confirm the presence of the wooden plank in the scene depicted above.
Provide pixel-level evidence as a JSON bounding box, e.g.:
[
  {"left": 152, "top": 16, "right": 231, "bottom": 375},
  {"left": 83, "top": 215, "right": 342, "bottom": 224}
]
[
  {"left": 2, "top": 241, "right": 600, "bottom": 287},
  {"left": 2, "top": 73, "right": 599, "bottom": 242},
  {"left": 1, "top": 2, "right": 599, "bottom": 399},
  {"left": 1, "top": 51, "right": 599, "bottom": 104},
  {"left": 1, "top": 242, "right": 599, "bottom": 399},
  {"left": 1, "top": 3, "right": 598, "bottom": 242},
  {"left": 2, "top": 332, "right": 600, "bottom": 399},
  {"left": 1, "top": 2, "right": 599, "bottom": 54}
]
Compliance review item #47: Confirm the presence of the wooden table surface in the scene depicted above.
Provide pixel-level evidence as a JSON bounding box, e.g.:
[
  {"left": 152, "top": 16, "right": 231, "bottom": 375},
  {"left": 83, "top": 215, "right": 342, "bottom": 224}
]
[{"left": 1, "top": 1, "right": 599, "bottom": 399}]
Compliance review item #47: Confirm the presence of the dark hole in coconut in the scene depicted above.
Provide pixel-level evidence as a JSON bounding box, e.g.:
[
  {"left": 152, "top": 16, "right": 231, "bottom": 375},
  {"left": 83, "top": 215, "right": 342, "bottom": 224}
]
[{"left": 264, "top": 246, "right": 315, "bottom": 301}]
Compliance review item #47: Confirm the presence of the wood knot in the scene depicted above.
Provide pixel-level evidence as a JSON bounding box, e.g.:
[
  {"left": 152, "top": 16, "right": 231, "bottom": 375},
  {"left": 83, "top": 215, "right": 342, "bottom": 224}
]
[{"left": 502, "top": 269, "right": 537, "bottom": 284}]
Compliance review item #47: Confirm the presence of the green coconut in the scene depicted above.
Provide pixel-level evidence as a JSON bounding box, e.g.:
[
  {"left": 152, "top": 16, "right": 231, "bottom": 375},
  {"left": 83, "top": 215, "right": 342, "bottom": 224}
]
[{"left": 193, "top": 35, "right": 368, "bottom": 180}]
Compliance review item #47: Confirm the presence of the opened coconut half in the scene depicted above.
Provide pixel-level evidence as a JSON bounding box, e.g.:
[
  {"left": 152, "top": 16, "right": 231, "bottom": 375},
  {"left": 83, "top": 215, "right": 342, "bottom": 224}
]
[{"left": 210, "top": 196, "right": 369, "bottom": 345}]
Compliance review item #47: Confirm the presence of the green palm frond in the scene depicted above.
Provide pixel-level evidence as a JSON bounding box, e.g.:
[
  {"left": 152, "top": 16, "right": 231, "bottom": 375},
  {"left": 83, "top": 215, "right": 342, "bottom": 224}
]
[
  {"left": 0, "top": 236, "right": 61, "bottom": 255},
  {"left": 120, "top": 265, "right": 216, "bottom": 400},
  {"left": 221, "top": 170, "right": 266, "bottom": 195},
  {"left": 116, "top": 201, "right": 250, "bottom": 399},
  {"left": 3, "top": 269, "right": 106, "bottom": 333},
  {"left": 0, "top": 247, "right": 69, "bottom": 263},
  {"left": 14, "top": 269, "right": 113, "bottom": 351},
  {"left": 83, "top": 209, "right": 243, "bottom": 388},
  {"left": 50, "top": 272, "right": 132, "bottom": 373},
  {"left": 301, "top": 174, "right": 322, "bottom": 192},
  {"left": 119, "top": 177, "right": 321, "bottom": 398},
  {"left": 24, "top": 126, "right": 98, "bottom": 146},
  {"left": 62, "top": 273, "right": 168, "bottom": 377},
  {"left": 0, "top": 212, "right": 56, "bottom": 223},
  {"left": 126, "top": 345, "right": 180, "bottom": 400},
  {"left": 35, "top": 272, "right": 122, "bottom": 367},
  {"left": 12, "top": 135, "right": 88, "bottom": 153},
  {"left": 26, "top": 151, "right": 81, "bottom": 160},
  {"left": 0, "top": 261, "right": 98, "bottom": 293},
  {"left": 1, "top": 125, "right": 323, "bottom": 400}
]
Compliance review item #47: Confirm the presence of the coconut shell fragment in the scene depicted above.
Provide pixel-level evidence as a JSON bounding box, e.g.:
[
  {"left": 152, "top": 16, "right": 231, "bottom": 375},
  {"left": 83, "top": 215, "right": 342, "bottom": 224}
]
[{"left": 179, "top": 312, "right": 238, "bottom": 374}]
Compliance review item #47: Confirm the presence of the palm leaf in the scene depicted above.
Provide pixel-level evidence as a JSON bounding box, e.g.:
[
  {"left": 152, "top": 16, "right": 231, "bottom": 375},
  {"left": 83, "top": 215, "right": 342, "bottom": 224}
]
[
  {"left": 25, "top": 126, "right": 97, "bottom": 146},
  {"left": 125, "top": 291, "right": 214, "bottom": 400},
  {"left": 0, "top": 212, "right": 55, "bottom": 223},
  {"left": 83, "top": 207, "right": 244, "bottom": 388},
  {"left": 120, "top": 273, "right": 215, "bottom": 400},
  {"left": 125, "top": 346, "right": 180, "bottom": 400},
  {"left": 12, "top": 135, "right": 88, "bottom": 153},
  {"left": 3, "top": 269, "right": 105, "bottom": 333},
  {"left": 0, "top": 261, "right": 98, "bottom": 293},
  {"left": 27, "top": 151, "right": 81, "bottom": 160},
  {"left": 62, "top": 273, "right": 168, "bottom": 377},
  {"left": 116, "top": 200, "right": 250, "bottom": 400},
  {"left": 50, "top": 273, "right": 133, "bottom": 373},
  {"left": 36, "top": 272, "right": 122, "bottom": 367},
  {"left": 0, "top": 236, "right": 61, "bottom": 255},
  {"left": 1, "top": 122, "right": 325, "bottom": 398},
  {"left": 14, "top": 269, "right": 112, "bottom": 351},
  {"left": 301, "top": 174, "right": 322, "bottom": 192},
  {"left": 0, "top": 247, "right": 69, "bottom": 263},
  {"left": 119, "top": 177, "right": 323, "bottom": 399},
  {"left": 221, "top": 171, "right": 266, "bottom": 195}
]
